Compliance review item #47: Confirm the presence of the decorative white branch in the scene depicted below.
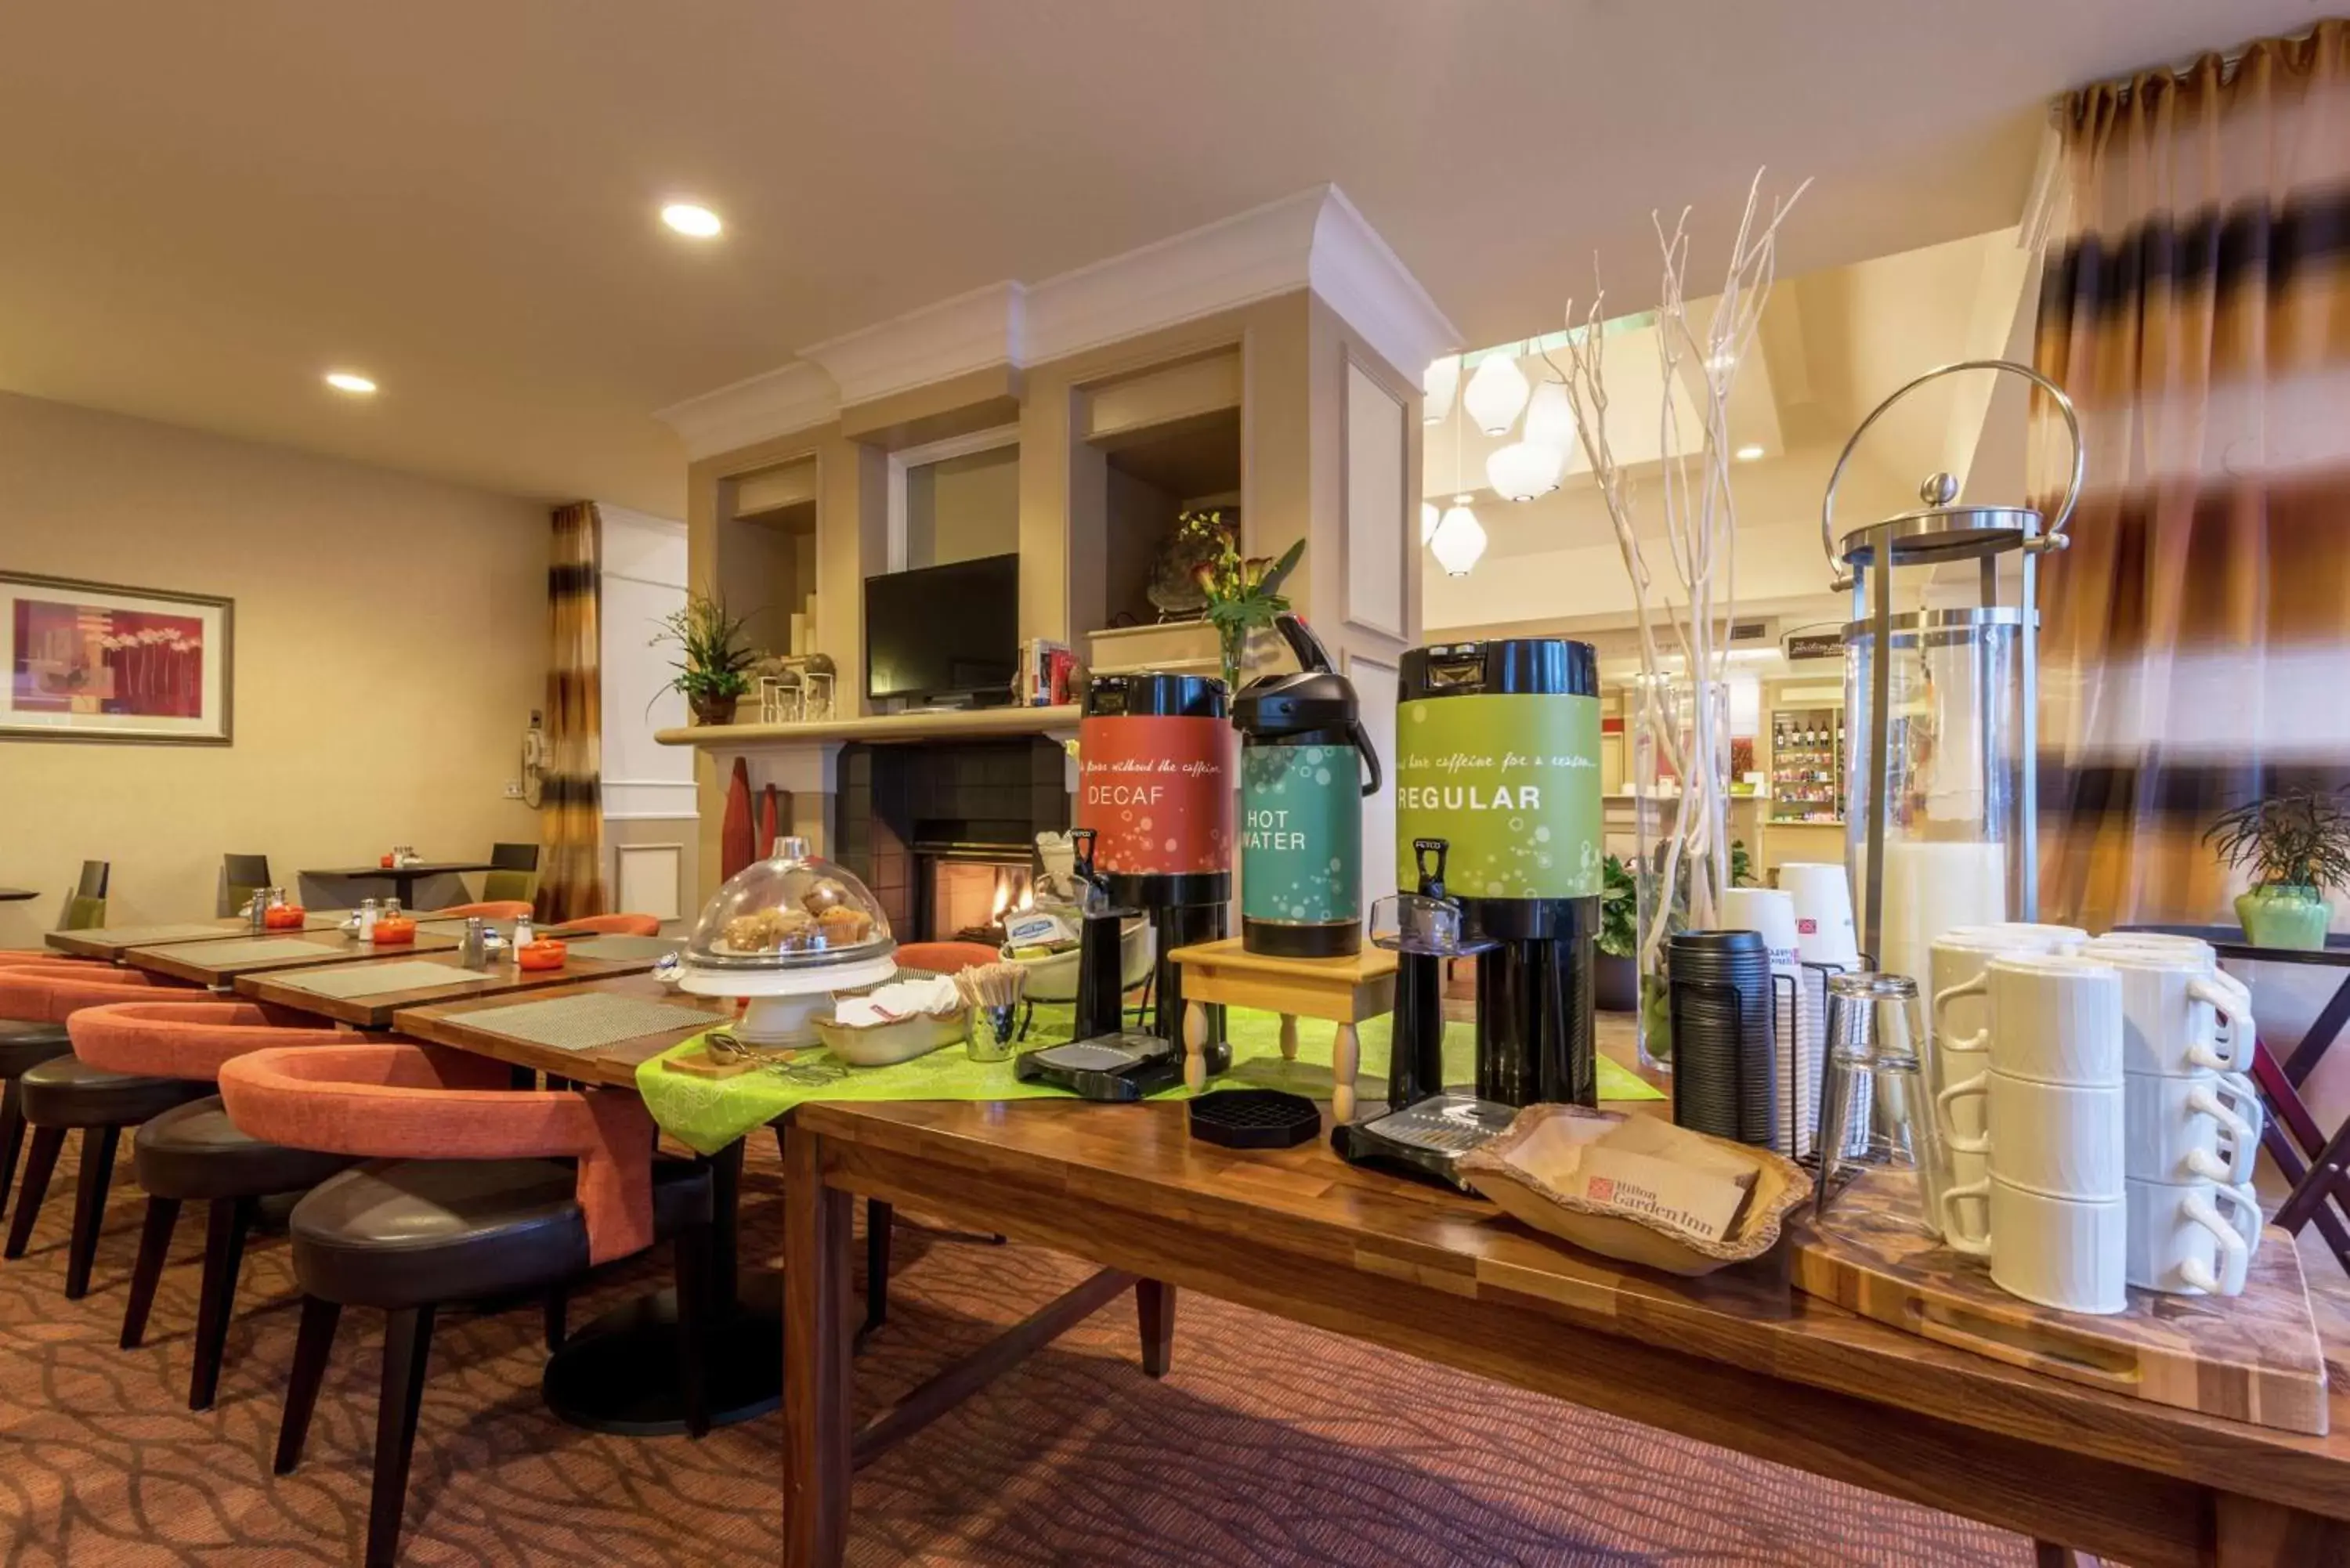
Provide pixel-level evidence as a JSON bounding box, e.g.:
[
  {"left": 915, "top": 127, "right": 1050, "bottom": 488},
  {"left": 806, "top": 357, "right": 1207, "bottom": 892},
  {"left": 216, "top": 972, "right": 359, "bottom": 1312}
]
[{"left": 1545, "top": 169, "right": 1808, "bottom": 974}]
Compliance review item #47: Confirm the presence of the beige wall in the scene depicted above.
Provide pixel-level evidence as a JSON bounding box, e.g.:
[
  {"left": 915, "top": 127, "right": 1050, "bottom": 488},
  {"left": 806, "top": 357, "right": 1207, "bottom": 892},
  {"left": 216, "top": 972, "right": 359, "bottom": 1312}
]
[
  {"left": 0, "top": 392, "right": 545, "bottom": 943},
  {"left": 906, "top": 446, "right": 1020, "bottom": 567}
]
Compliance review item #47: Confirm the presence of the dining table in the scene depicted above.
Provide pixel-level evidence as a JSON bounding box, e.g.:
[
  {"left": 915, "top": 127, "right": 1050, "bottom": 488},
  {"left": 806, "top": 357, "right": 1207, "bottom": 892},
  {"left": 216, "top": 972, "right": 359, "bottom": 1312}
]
[
  {"left": 237, "top": 937, "right": 682, "bottom": 1030},
  {"left": 120, "top": 926, "right": 462, "bottom": 986},
  {"left": 46, "top": 912, "right": 361, "bottom": 962},
  {"left": 299, "top": 860, "right": 497, "bottom": 908}
]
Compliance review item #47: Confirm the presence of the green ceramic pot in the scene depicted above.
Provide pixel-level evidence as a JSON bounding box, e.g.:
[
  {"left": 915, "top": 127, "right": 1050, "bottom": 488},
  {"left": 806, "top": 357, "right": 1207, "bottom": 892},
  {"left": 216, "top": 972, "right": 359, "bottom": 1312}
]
[{"left": 2236, "top": 883, "right": 2333, "bottom": 952}]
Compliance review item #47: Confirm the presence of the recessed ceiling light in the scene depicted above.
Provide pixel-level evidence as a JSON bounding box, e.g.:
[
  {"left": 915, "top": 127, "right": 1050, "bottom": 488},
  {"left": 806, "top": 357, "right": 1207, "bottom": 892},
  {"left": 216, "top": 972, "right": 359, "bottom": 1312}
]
[
  {"left": 660, "top": 202, "right": 723, "bottom": 238},
  {"left": 1734, "top": 443, "right": 1765, "bottom": 461},
  {"left": 324, "top": 371, "right": 378, "bottom": 396}
]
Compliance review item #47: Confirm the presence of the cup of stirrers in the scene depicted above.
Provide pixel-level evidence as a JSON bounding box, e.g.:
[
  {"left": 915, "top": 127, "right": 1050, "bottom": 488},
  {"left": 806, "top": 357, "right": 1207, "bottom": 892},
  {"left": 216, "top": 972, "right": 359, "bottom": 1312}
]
[{"left": 954, "top": 963, "right": 1029, "bottom": 1062}]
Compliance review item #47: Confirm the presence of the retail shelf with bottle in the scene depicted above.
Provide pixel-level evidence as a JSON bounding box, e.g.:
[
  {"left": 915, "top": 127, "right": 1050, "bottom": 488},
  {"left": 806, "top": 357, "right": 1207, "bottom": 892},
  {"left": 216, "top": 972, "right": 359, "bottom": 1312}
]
[{"left": 1768, "top": 704, "right": 1845, "bottom": 826}]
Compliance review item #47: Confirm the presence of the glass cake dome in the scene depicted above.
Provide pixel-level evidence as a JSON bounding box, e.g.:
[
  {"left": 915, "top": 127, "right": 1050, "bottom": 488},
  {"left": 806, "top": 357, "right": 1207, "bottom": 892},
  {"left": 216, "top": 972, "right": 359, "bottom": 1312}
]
[{"left": 678, "top": 836, "right": 898, "bottom": 1042}]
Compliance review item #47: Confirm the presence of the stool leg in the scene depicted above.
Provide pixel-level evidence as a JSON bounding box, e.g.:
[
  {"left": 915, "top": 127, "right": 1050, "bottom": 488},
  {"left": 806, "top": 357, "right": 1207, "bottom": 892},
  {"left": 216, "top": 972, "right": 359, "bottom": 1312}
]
[
  {"left": 1332, "top": 1022, "right": 1361, "bottom": 1124},
  {"left": 189, "top": 1196, "right": 255, "bottom": 1410},
  {"left": 1278, "top": 1014, "right": 1299, "bottom": 1061},
  {"left": 4, "top": 1126, "right": 64, "bottom": 1259},
  {"left": 0, "top": 1079, "right": 24, "bottom": 1227},
  {"left": 1135, "top": 1278, "right": 1176, "bottom": 1378},
  {"left": 674, "top": 1223, "right": 712, "bottom": 1440},
  {"left": 1183, "top": 1001, "right": 1209, "bottom": 1092},
  {"left": 121, "top": 1195, "right": 183, "bottom": 1349},
  {"left": 367, "top": 1304, "right": 436, "bottom": 1568},
  {"left": 64, "top": 1125, "right": 121, "bottom": 1299},
  {"left": 276, "top": 1295, "right": 342, "bottom": 1475}
]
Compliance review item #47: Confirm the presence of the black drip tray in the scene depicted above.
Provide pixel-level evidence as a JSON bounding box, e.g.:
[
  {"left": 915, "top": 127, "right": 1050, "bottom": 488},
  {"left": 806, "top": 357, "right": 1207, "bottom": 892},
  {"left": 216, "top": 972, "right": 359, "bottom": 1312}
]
[{"left": 1188, "top": 1089, "right": 1321, "bottom": 1150}]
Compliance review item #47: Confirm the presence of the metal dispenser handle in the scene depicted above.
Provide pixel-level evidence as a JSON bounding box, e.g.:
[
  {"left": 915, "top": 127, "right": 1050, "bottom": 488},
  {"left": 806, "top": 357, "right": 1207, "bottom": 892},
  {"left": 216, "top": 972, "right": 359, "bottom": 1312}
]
[{"left": 1817, "top": 359, "right": 2086, "bottom": 575}]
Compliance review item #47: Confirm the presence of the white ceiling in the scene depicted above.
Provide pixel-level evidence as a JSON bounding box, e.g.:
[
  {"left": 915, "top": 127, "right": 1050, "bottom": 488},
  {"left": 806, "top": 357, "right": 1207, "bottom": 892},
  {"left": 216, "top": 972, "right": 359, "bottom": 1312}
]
[{"left": 0, "top": 1, "right": 2317, "bottom": 515}]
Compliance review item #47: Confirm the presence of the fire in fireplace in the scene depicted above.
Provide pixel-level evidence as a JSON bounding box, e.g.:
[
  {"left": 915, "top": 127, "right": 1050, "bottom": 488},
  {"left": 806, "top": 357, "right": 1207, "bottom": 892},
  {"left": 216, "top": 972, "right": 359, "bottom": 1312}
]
[{"left": 928, "top": 858, "right": 1035, "bottom": 946}]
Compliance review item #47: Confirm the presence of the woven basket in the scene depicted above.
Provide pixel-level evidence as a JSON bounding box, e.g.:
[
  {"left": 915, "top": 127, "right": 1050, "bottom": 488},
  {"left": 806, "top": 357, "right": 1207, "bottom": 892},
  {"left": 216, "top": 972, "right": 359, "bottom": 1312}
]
[{"left": 1458, "top": 1104, "right": 1812, "bottom": 1277}]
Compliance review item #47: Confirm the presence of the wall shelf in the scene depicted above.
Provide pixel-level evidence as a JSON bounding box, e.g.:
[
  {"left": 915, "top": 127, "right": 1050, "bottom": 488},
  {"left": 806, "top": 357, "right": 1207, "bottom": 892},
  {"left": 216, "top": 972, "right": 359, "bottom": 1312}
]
[{"left": 656, "top": 704, "right": 1079, "bottom": 750}]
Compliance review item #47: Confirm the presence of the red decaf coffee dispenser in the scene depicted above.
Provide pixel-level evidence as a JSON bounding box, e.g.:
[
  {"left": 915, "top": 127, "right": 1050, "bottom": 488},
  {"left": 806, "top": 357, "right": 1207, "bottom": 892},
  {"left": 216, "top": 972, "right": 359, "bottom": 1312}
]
[{"left": 1031, "top": 671, "right": 1235, "bottom": 1094}]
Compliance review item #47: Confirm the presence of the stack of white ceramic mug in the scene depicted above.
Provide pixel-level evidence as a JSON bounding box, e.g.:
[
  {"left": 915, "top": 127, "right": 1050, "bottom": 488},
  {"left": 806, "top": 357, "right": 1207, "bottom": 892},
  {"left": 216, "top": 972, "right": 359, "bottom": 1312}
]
[
  {"left": 2083, "top": 932, "right": 2266, "bottom": 1298},
  {"left": 1933, "top": 952, "right": 2132, "bottom": 1312},
  {"left": 1932, "top": 938, "right": 2266, "bottom": 1312},
  {"left": 1922, "top": 923, "right": 2088, "bottom": 1233}
]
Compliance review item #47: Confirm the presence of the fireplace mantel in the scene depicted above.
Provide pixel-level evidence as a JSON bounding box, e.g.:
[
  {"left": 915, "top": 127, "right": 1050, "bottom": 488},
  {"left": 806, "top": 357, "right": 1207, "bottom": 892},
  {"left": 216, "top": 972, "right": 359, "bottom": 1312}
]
[{"left": 655, "top": 704, "right": 1079, "bottom": 750}]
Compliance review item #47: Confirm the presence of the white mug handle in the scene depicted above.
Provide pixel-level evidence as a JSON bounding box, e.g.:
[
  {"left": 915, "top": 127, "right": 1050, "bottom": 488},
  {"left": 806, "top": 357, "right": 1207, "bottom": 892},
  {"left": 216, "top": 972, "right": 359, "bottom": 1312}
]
[
  {"left": 2188, "top": 974, "right": 2254, "bottom": 1071},
  {"left": 1940, "top": 1177, "right": 1992, "bottom": 1257},
  {"left": 1932, "top": 972, "right": 1990, "bottom": 1051},
  {"left": 1936, "top": 1069, "right": 1992, "bottom": 1154},
  {"left": 2186, "top": 1083, "right": 2263, "bottom": 1185},
  {"left": 2184, "top": 1188, "right": 2256, "bottom": 1296}
]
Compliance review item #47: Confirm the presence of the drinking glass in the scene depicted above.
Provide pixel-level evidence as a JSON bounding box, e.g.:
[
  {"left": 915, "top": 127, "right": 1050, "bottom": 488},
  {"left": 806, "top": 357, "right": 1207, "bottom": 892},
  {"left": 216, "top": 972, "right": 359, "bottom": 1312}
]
[{"left": 1815, "top": 972, "right": 1946, "bottom": 1230}]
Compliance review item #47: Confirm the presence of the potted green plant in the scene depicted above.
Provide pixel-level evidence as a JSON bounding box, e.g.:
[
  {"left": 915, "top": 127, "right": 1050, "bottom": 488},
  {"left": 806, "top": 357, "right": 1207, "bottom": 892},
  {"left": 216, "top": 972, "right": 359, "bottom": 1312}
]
[
  {"left": 2204, "top": 786, "right": 2350, "bottom": 950},
  {"left": 652, "top": 591, "right": 757, "bottom": 727},
  {"left": 1181, "top": 509, "right": 1305, "bottom": 692},
  {"left": 1596, "top": 853, "right": 1638, "bottom": 1010}
]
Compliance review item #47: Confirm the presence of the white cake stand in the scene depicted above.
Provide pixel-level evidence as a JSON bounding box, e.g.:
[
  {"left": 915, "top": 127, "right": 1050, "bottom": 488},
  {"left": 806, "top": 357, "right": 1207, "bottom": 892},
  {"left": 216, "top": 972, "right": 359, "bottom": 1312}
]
[{"left": 678, "top": 952, "right": 898, "bottom": 1046}]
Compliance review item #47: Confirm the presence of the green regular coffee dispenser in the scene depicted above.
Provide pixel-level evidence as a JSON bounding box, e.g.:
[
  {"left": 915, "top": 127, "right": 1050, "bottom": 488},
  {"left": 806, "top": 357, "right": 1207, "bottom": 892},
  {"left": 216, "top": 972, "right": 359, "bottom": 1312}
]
[
  {"left": 1232, "top": 614, "right": 1381, "bottom": 958},
  {"left": 1390, "top": 638, "right": 1605, "bottom": 1107}
]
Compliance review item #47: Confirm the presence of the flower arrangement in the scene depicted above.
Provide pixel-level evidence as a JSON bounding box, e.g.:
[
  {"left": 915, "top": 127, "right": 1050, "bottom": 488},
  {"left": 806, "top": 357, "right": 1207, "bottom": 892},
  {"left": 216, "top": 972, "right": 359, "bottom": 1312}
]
[
  {"left": 652, "top": 591, "right": 758, "bottom": 725},
  {"left": 1180, "top": 508, "right": 1305, "bottom": 691}
]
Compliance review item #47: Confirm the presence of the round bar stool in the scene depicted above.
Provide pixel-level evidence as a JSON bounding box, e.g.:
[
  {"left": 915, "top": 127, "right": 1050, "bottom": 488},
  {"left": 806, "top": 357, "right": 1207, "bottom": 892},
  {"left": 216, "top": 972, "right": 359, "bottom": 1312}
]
[
  {"left": 219, "top": 1042, "right": 714, "bottom": 1568},
  {"left": 71, "top": 999, "right": 363, "bottom": 1406},
  {"left": 554, "top": 912, "right": 663, "bottom": 936}
]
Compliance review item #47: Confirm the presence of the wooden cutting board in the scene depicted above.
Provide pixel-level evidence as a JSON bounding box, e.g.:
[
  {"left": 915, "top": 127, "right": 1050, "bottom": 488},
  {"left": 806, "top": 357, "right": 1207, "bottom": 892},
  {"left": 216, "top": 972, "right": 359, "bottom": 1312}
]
[{"left": 1791, "top": 1170, "right": 2328, "bottom": 1435}]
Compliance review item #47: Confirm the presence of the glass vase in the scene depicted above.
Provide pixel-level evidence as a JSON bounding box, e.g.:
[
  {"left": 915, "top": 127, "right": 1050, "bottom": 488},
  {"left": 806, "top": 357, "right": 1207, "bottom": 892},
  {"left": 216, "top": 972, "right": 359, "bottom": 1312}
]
[{"left": 1632, "top": 675, "right": 1734, "bottom": 1071}]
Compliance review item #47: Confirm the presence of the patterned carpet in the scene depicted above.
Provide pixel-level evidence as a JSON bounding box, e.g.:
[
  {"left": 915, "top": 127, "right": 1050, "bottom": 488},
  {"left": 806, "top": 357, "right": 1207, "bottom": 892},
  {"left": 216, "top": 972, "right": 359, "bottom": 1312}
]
[{"left": 0, "top": 1130, "right": 2031, "bottom": 1566}]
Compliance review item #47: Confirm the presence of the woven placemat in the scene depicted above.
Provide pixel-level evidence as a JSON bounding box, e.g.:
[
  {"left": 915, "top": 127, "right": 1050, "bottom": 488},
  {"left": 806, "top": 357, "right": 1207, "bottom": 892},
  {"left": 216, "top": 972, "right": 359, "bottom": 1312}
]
[
  {"left": 560, "top": 935, "right": 685, "bottom": 962},
  {"left": 95, "top": 923, "right": 246, "bottom": 945},
  {"left": 146, "top": 936, "right": 331, "bottom": 965},
  {"left": 448, "top": 993, "right": 718, "bottom": 1052},
  {"left": 269, "top": 960, "right": 483, "bottom": 999}
]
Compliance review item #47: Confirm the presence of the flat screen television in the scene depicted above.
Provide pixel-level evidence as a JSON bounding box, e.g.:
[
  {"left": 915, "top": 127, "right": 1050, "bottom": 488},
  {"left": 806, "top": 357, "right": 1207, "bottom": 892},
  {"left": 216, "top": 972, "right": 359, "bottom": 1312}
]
[{"left": 864, "top": 553, "right": 1020, "bottom": 704}]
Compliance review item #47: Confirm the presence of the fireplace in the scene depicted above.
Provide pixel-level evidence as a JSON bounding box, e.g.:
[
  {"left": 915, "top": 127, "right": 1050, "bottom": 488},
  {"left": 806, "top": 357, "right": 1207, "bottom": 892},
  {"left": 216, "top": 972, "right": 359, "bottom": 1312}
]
[
  {"left": 920, "top": 850, "right": 1036, "bottom": 946},
  {"left": 832, "top": 738, "right": 1070, "bottom": 943}
]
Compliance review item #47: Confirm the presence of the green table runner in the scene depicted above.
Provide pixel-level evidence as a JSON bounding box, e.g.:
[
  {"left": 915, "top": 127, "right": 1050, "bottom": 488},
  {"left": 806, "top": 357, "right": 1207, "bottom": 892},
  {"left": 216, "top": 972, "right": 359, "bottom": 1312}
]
[{"left": 636, "top": 1003, "right": 1659, "bottom": 1156}]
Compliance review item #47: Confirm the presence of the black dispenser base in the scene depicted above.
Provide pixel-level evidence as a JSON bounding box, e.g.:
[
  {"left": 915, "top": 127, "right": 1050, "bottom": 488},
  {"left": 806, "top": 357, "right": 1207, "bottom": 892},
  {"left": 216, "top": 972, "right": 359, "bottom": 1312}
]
[
  {"left": 1330, "top": 1093, "right": 1517, "bottom": 1192},
  {"left": 1014, "top": 1033, "right": 1231, "bottom": 1101}
]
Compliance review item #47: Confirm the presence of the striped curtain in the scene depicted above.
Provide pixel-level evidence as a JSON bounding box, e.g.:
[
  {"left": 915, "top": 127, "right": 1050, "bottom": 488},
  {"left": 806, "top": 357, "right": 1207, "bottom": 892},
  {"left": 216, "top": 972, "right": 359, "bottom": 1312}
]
[
  {"left": 539, "top": 503, "right": 607, "bottom": 922},
  {"left": 2033, "top": 22, "right": 2350, "bottom": 930}
]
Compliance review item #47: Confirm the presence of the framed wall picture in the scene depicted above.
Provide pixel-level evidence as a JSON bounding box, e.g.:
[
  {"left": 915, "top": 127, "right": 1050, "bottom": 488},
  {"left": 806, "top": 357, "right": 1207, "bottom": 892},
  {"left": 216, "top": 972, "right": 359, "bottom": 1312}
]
[{"left": 2, "top": 572, "right": 233, "bottom": 744}]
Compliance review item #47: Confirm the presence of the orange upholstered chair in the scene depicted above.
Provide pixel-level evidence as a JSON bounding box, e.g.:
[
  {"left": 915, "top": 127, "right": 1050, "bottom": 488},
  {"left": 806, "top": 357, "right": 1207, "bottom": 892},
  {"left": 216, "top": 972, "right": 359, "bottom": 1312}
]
[
  {"left": 70, "top": 1001, "right": 362, "bottom": 1405},
  {"left": 895, "top": 940, "right": 1001, "bottom": 973},
  {"left": 218, "top": 1042, "right": 714, "bottom": 1567},
  {"left": 555, "top": 912, "right": 663, "bottom": 937},
  {"left": 428, "top": 900, "right": 534, "bottom": 919},
  {"left": 0, "top": 965, "right": 211, "bottom": 1241}
]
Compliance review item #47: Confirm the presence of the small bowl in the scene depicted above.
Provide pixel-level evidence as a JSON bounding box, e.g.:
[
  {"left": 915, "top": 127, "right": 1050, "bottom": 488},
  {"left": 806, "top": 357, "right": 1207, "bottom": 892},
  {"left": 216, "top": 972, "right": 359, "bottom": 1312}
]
[{"left": 1000, "top": 918, "right": 1154, "bottom": 1002}]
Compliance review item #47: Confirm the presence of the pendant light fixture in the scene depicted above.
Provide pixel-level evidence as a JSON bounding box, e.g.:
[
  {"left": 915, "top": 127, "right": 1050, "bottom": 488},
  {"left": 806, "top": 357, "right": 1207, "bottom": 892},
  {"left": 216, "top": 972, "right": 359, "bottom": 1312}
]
[
  {"left": 1485, "top": 440, "right": 1562, "bottom": 502},
  {"left": 1428, "top": 398, "right": 1487, "bottom": 576},
  {"left": 1422, "top": 355, "right": 1461, "bottom": 426},
  {"left": 1461, "top": 348, "right": 1530, "bottom": 436},
  {"left": 1523, "top": 378, "right": 1574, "bottom": 449},
  {"left": 1430, "top": 498, "right": 1488, "bottom": 576}
]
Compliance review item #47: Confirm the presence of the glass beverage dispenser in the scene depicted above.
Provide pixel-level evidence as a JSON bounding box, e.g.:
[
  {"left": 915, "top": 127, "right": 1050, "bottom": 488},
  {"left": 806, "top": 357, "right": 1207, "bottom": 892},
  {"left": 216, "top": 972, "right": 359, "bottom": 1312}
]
[{"left": 1819, "top": 360, "right": 2084, "bottom": 988}]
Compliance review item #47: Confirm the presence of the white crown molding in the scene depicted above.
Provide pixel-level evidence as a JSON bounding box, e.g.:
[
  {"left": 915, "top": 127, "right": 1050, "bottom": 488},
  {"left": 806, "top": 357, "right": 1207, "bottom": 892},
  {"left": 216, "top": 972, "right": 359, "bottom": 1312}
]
[
  {"left": 654, "top": 361, "right": 839, "bottom": 463},
  {"left": 1021, "top": 186, "right": 1329, "bottom": 364},
  {"left": 652, "top": 184, "right": 1459, "bottom": 456},
  {"left": 800, "top": 280, "right": 1027, "bottom": 407},
  {"left": 1308, "top": 186, "right": 1462, "bottom": 379}
]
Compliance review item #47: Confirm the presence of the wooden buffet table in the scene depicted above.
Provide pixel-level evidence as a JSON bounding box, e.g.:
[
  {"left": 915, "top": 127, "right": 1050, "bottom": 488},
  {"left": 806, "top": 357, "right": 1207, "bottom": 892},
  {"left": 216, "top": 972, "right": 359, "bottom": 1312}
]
[{"left": 780, "top": 1097, "right": 2350, "bottom": 1568}]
